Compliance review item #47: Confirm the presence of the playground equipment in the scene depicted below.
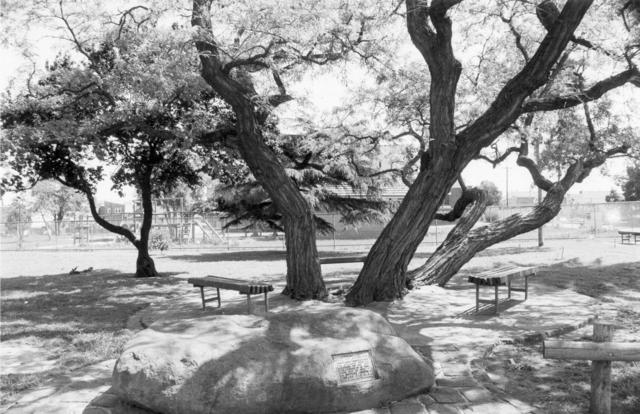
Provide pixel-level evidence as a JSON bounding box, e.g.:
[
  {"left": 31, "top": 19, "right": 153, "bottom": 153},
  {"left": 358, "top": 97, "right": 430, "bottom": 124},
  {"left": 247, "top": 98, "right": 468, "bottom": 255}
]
[{"left": 191, "top": 215, "right": 226, "bottom": 243}]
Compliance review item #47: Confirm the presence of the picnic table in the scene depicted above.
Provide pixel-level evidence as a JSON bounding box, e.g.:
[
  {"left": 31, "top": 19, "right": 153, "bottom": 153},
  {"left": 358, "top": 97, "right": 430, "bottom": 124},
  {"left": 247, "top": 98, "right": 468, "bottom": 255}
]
[
  {"left": 468, "top": 265, "right": 537, "bottom": 315},
  {"left": 187, "top": 276, "right": 274, "bottom": 313},
  {"left": 618, "top": 229, "right": 640, "bottom": 245}
]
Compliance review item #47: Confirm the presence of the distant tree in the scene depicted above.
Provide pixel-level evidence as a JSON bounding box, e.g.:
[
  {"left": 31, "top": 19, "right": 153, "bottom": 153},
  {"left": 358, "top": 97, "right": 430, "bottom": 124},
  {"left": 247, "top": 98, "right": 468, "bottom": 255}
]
[
  {"left": 605, "top": 188, "right": 624, "bottom": 202},
  {"left": 622, "top": 163, "right": 640, "bottom": 201},
  {"left": 31, "top": 181, "right": 85, "bottom": 236},
  {"left": 1, "top": 13, "right": 215, "bottom": 277},
  {"left": 3, "top": 197, "right": 32, "bottom": 248},
  {"left": 201, "top": 126, "right": 397, "bottom": 236},
  {"left": 478, "top": 181, "right": 502, "bottom": 206}
]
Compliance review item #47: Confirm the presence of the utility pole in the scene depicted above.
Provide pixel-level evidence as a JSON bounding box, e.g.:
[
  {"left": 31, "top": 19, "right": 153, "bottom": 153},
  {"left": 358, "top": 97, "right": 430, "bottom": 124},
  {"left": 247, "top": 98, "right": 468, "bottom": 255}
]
[
  {"left": 535, "top": 137, "right": 544, "bottom": 246},
  {"left": 505, "top": 167, "right": 509, "bottom": 207}
]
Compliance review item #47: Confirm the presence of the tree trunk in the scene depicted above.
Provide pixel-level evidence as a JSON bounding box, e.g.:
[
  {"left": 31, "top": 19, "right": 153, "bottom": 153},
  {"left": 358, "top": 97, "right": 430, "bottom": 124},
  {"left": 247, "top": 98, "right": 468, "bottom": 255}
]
[
  {"left": 408, "top": 182, "right": 569, "bottom": 287},
  {"left": 345, "top": 1, "right": 593, "bottom": 306},
  {"left": 234, "top": 110, "right": 325, "bottom": 299},
  {"left": 281, "top": 213, "right": 324, "bottom": 299},
  {"left": 192, "top": 1, "right": 325, "bottom": 299},
  {"left": 345, "top": 165, "right": 460, "bottom": 305},
  {"left": 82, "top": 178, "right": 158, "bottom": 278},
  {"left": 135, "top": 243, "right": 158, "bottom": 278},
  {"left": 134, "top": 170, "right": 158, "bottom": 278}
]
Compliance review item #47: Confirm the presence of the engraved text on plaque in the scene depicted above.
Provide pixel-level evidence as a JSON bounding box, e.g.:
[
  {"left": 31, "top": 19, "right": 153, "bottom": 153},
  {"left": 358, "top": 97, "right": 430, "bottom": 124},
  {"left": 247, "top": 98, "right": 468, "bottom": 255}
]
[{"left": 332, "top": 350, "right": 377, "bottom": 384}]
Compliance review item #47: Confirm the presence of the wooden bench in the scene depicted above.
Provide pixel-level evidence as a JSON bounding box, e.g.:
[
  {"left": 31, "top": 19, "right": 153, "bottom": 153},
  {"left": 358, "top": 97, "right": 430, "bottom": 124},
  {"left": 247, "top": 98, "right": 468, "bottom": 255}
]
[
  {"left": 319, "top": 255, "right": 367, "bottom": 265},
  {"left": 187, "top": 276, "right": 274, "bottom": 313},
  {"left": 618, "top": 229, "right": 640, "bottom": 245},
  {"left": 468, "top": 265, "right": 537, "bottom": 315}
]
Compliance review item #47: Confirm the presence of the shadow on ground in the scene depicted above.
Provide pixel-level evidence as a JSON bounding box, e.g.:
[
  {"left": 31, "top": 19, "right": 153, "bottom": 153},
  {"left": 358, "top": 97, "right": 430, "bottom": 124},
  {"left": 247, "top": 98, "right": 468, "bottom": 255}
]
[{"left": 1, "top": 269, "right": 183, "bottom": 341}]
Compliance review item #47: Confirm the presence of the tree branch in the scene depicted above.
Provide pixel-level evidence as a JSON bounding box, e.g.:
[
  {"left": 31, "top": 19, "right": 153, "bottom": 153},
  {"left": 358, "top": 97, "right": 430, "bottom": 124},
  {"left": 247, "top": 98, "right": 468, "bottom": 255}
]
[
  {"left": 522, "top": 68, "right": 640, "bottom": 112},
  {"left": 515, "top": 139, "right": 553, "bottom": 191},
  {"left": 475, "top": 145, "right": 521, "bottom": 167},
  {"left": 457, "top": 0, "right": 593, "bottom": 149}
]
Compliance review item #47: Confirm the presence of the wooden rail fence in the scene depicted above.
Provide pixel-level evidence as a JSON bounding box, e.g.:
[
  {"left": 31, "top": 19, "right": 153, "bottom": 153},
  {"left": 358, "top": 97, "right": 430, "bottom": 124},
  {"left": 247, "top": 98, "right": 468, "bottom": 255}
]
[{"left": 543, "top": 320, "right": 640, "bottom": 414}]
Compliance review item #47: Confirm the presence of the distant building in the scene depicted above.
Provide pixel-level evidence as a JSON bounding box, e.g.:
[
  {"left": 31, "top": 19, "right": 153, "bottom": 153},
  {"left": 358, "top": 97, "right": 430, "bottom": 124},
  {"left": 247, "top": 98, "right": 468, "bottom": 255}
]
[
  {"left": 515, "top": 196, "right": 535, "bottom": 206},
  {"left": 98, "top": 201, "right": 125, "bottom": 216}
]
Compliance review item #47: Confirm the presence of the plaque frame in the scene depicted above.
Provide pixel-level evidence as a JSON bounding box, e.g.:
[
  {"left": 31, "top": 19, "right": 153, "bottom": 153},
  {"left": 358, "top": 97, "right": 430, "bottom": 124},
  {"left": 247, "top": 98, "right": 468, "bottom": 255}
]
[{"left": 331, "top": 349, "right": 378, "bottom": 384}]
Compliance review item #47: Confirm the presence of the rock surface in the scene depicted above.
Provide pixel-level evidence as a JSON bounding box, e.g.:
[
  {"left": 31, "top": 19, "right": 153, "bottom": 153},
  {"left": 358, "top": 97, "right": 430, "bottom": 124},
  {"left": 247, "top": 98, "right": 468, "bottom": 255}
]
[{"left": 112, "top": 306, "right": 434, "bottom": 414}]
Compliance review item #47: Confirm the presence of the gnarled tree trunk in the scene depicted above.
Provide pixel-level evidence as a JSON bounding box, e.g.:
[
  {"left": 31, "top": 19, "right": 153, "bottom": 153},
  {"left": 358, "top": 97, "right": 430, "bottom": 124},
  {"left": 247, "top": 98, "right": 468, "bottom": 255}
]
[
  {"left": 346, "top": 0, "right": 593, "bottom": 306},
  {"left": 192, "top": 0, "right": 325, "bottom": 299},
  {"left": 135, "top": 244, "right": 158, "bottom": 278},
  {"left": 408, "top": 157, "right": 604, "bottom": 287},
  {"left": 83, "top": 172, "right": 159, "bottom": 278},
  {"left": 346, "top": 165, "right": 461, "bottom": 304},
  {"left": 133, "top": 171, "right": 158, "bottom": 278},
  {"left": 407, "top": 188, "right": 489, "bottom": 286}
]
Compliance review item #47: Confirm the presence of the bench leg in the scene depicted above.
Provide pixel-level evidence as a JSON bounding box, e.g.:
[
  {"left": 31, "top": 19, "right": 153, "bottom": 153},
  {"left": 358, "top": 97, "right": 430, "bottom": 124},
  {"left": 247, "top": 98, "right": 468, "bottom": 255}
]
[
  {"left": 476, "top": 284, "right": 479, "bottom": 313},
  {"left": 264, "top": 292, "right": 269, "bottom": 312},
  {"left": 246, "top": 294, "right": 253, "bottom": 314},
  {"left": 200, "top": 286, "right": 206, "bottom": 310},
  {"left": 494, "top": 285, "right": 499, "bottom": 315},
  {"left": 508, "top": 280, "right": 512, "bottom": 298},
  {"left": 216, "top": 288, "right": 221, "bottom": 308},
  {"left": 525, "top": 275, "right": 529, "bottom": 300}
]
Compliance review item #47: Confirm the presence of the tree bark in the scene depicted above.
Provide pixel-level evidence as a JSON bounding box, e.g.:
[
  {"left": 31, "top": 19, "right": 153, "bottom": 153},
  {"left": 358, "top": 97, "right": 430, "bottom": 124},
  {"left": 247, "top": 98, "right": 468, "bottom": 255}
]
[
  {"left": 407, "top": 188, "right": 489, "bottom": 286},
  {"left": 192, "top": 0, "right": 325, "bottom": 299},
  {"left": 407, "top": 159, "right": 592, "bottom": 287},
  {"left": 346, "top": 165, "right": 461, "bottom": 304},
  {"left": 82, "top": 179, "right": 158, "bottom": 278},
  {"left": 134, "top": 170, "right": 158, "bottom": 278},
  {"left": 346, "top": 0, "right": 593, "bottom": 306},
  {"left": 135, "top": 243, "right": 158, "bottom": 278}
]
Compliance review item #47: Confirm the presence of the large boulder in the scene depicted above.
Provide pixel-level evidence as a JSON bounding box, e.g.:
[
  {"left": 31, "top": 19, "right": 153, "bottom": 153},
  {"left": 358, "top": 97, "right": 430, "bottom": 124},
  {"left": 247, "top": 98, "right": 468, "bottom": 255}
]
[{"left": 112, "top": 306, "right": 434, "bottom": 414}]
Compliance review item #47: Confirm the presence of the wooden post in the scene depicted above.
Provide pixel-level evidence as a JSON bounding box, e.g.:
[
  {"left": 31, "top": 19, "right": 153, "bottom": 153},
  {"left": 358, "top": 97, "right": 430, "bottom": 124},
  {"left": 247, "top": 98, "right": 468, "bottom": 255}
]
[
  {"left": 494, "top": 285, "right": 499, "bottom": 314},
  {"left": 543, "top": 321, "right": 639, "bottom": 413},
  {"left": 591, "top": 321, "right": 614, "bottom": 414},
  {"left": 475, "top": 284, "right": 479, "bottom": 313},
  {"left": 246, "top": 294, "right": 253, "bottom": 314}
]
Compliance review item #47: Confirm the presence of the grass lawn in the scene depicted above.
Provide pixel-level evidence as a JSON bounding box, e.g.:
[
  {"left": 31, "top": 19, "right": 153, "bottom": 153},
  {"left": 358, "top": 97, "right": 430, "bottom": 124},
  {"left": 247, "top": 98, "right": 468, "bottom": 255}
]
[
  {"left": 0, "top": 268, "right": 183, "bottom": 408},
  {"left": 472, "top": 259, "right": 640, "bottom": 414}
]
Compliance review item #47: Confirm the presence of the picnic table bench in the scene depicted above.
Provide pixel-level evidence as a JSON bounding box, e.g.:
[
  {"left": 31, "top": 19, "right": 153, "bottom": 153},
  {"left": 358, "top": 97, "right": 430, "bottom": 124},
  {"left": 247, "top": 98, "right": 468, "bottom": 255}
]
[
  {"left": 187, "top": 276, "right": 274, "bottom": 313},
  {"left": 468, "top": 265, "right": 537, "bottom": 315},
  {"left": 618, "top": 229, "right": 640, "bottom": 245},
  {"left": 319, "top": 255, "right": 368, "bottom": 265}
]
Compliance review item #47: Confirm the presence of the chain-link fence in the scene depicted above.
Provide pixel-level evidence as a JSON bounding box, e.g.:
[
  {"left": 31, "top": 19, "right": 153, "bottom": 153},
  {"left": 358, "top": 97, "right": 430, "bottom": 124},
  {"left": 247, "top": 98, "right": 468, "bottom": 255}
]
[{"left": 1, "top": 201, "right": 638, "bottom": 251}]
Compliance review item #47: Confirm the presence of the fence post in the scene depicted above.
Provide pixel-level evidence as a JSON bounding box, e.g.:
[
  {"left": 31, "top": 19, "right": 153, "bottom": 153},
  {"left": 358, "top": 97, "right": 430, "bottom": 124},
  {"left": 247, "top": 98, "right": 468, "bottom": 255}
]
[
  {"left": 590, "top": 321, "right": 614, "bottom": 414},
  {"left": 332, "top": 214, "right": 336, "bottom": 250}
]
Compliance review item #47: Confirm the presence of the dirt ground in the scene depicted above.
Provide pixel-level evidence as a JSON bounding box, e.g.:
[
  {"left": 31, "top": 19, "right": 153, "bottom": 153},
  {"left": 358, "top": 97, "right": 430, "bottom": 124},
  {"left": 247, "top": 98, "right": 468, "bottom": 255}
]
[{"left": 0, "top": 238, "right": 638, "bottom": 413}]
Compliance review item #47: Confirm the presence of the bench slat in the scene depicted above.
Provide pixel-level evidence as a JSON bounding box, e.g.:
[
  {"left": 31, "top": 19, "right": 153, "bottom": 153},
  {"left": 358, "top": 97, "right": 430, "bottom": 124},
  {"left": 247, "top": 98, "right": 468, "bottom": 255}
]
[
  {"left": 188, "top": 276, "right": 274, "bottom": 294},
  {"left": 469, "top": 265, "right": 536, "bottom": 286}
]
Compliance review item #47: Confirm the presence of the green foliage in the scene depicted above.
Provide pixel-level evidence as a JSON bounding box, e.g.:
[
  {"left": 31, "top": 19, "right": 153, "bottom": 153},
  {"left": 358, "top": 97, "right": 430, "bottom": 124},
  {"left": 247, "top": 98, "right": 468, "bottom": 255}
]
[
  {"left": 150, "top": 231, "right": 170, "bottom": 251},
  {"left": 605, "top": 188, "right": 624, "bottom": 202},
  {"left": 0, "top": 16, "right": 229, "bottom": 203},
  {"left": 32, "top": 181, "right": 85, "bottom": 221},
  {"left": 622, "top": 163, "right": 640, "bottom": 201},
  {"left": 3, "top": 197, "right": 32, "bottom": 233},
  {"left": 537, "top": 99, "right": 635, "bottom": 174},
  {"left": 479, "top": 180, "right": 502, "bottom": 206}
]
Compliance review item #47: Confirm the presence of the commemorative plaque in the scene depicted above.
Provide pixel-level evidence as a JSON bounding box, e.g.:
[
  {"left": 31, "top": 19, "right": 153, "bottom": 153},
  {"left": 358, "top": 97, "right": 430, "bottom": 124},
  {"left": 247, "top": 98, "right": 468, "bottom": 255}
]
[{"left": 332, "top": 350, "right": 377, "bottom": 384}]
